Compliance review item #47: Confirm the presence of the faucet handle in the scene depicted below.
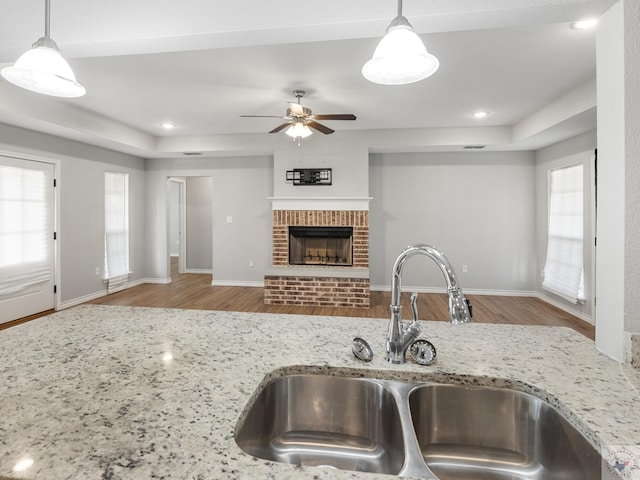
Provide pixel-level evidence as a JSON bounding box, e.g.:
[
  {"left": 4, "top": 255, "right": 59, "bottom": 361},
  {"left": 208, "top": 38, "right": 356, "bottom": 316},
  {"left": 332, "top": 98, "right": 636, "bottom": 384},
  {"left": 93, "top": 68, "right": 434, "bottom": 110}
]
[
  {"left": 410, "top": 292, "right": 419, "bottom": 322},
  {"left": 465, "top": 297, "right": 473, "bottom": 318}
]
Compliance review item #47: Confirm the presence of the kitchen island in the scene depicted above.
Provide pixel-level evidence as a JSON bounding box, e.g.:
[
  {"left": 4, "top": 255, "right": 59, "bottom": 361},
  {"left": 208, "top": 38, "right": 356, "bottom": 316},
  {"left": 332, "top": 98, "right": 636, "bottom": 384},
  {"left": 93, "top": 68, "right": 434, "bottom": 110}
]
[{"left": 0, "top": 305, "right": 639, "bottom": 479}]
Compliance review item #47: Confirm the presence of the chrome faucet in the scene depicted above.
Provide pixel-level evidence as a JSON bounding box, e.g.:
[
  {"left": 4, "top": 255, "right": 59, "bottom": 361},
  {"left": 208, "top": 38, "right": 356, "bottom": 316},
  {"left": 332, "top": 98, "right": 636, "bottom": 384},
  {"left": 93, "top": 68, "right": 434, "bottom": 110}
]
[{"left": 387, "top": 244, "right": 472, "bottom": 364}]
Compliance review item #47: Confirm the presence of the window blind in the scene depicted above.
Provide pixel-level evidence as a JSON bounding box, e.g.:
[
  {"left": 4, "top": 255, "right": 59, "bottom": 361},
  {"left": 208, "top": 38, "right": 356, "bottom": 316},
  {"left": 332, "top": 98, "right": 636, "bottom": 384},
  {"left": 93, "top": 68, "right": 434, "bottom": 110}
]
[
  {"left": 0, "top": 165, "right": 50, "bottom": 296},
  {"left": 104, "top": 172, "right": 129, "bottom": 293},
  {"left": 542, "top": 164, "right": 584, "bottom": 303}
]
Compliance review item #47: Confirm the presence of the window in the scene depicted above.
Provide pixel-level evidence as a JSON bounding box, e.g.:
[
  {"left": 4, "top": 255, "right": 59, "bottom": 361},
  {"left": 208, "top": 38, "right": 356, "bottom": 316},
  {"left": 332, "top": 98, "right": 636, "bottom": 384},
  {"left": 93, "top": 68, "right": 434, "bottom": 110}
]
[
  {"left": 542, "top": 164, "right": 584, "bottom": 303},
  {"left": 104, "top": 172, "right": 129, "bottom": 293},
  {"left": 0, "top": 164, "right": 51, "bottom": 296}
]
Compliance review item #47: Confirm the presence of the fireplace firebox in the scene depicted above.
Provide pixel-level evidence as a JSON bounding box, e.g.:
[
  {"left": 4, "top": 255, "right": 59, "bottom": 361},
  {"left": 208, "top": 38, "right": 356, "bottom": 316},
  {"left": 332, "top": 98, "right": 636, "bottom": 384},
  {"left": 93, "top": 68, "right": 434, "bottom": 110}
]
[{"left": 289, "top": 226, "right": 353, "bottom": 266}]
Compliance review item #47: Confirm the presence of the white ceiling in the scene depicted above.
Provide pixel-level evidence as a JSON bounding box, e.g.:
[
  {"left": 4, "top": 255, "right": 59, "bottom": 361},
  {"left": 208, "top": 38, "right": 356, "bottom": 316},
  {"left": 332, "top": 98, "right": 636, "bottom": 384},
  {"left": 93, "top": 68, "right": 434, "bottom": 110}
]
[{"left": 0, "top": 0, "right": 615, "bottom": 158}]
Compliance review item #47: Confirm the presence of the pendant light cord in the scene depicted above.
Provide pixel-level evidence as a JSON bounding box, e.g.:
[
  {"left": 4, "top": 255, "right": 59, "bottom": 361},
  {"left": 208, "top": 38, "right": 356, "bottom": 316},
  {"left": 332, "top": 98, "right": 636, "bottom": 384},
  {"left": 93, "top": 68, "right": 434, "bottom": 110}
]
[
  {"left": 44, "top": 0, "right": 51, "bottom": 39},
  {"left": 397, "top": 0, "right": 402, "bottom": 17}
]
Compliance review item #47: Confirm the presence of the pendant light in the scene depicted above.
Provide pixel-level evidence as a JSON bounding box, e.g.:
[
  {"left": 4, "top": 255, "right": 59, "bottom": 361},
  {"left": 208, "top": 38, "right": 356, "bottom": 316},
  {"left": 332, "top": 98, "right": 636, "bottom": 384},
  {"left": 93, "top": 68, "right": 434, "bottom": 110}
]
[
  {"left": 362, "top": 0, "right": 439, "bottom": 85},
  {"left": 1, "top": 0, "right": 86, "bottom": 97}
]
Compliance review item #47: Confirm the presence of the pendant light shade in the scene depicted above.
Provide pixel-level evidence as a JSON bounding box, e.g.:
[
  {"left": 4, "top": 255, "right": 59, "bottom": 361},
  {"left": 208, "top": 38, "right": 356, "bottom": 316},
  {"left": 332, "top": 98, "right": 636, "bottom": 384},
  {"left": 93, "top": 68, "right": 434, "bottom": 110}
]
[
  {"left": 1, "top": 0, "right": 85, "bottom": 98},
  {"left": 362, "top": 1, "right": 439, "bottom": 85}
]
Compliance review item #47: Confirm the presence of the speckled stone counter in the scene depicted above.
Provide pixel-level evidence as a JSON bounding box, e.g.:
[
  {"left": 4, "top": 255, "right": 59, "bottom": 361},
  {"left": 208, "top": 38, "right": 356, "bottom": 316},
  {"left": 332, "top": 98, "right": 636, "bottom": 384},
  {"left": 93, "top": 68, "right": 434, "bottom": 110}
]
[
  {"left": 1, "top": 305, "right": 639, "bottom": 479},
  {"left": 632, "top": 334, "right": 640, "bottom": 368}
]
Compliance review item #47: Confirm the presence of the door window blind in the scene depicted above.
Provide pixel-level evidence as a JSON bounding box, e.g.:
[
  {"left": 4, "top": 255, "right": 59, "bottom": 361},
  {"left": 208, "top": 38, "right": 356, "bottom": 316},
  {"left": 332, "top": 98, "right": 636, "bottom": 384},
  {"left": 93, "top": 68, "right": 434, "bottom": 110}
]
[{"left": 0, "top": 165, "right": 51, "bottom": 296}]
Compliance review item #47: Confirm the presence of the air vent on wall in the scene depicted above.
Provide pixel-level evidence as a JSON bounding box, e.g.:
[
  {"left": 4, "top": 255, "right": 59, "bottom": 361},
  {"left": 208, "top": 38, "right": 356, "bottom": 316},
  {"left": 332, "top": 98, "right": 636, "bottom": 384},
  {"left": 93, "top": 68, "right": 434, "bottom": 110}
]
[
  {"left": 183, "top": 152, "right": 203, "bottom": 156},
  {"left": 463, "top": 145, "right": 485, "bottom": 149}
]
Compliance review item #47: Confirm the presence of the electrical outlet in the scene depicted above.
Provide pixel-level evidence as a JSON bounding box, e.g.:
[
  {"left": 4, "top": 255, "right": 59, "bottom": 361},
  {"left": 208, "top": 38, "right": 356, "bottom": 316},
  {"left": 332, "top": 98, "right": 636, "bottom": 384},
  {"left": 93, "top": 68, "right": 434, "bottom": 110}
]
[
  {"left": 95, "top": 267, "right": 100, "bottom": 276},
  {"left": 462, "top": 265, "right": 468, "bottom": 273},
  {"left": 226, "top": 216, "right": 233, "bottom": 224},
  {"left": 249, "top": 260, "right": 255, "bottom": 268}
]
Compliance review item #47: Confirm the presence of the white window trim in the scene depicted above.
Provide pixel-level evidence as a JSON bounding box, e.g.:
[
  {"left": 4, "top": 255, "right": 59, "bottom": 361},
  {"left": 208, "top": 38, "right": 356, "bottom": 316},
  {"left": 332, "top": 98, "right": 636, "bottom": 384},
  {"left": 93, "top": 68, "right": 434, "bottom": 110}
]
[{"left": 542, "top": 163, "right": 585, "bottom": 304}]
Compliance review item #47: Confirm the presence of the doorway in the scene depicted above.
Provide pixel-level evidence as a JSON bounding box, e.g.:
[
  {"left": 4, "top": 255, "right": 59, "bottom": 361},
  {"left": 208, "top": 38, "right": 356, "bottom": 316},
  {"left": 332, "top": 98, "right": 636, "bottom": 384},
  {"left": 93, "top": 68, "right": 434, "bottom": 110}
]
[
  {"left": 167, "top": 176, "right": 214, "bottom": 282},
  {"left": 168, "top": 177, "right": 186, "bottom": 279}
]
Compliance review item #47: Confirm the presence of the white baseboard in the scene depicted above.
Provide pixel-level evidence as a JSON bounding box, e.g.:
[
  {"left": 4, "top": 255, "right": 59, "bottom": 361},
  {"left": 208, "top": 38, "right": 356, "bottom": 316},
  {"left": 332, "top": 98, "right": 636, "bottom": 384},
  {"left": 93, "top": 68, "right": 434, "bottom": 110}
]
[
  {"left": 185, "top": 269, "right": 213, "bottom": 275},
  {"left": 462, "top": 288, "right": 538, "bottom": 297},
  {"left": 58, "top": 291, "right": 108, "bottom": 310},
  {"left": 144, "top": 277, "right": 172, "bottom": 284},
  {"left": 370, "top": 285, "right": 536, "bottom": 297},
  {"left": 211, "top": 280, "right": 264, "bottom": 287},
  {"left": 57, "top": 278, "right": 146, "bottom": 310},
  {"left": 534, "top": 292, "right": 593, "bottom": 324}
]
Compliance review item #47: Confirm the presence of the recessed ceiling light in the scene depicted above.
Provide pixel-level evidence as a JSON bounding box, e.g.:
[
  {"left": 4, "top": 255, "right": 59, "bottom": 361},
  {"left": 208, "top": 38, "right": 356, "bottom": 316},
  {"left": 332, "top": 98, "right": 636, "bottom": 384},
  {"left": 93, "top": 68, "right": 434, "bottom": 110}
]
[
  {"left": 472, "top": 111, "right": 489, "bottom": 119},
  {"left": 570, "top": 19, "right": 598, "bottom": 30},
  {"left": 160, "top": 122, "right": 176, "bottom": 130}
]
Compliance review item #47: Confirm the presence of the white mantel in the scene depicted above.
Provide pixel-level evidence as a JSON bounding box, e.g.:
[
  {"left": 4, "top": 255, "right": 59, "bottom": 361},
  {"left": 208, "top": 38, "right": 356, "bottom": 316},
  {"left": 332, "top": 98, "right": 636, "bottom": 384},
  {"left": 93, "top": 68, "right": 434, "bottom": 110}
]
[{"left": 268, "top": 196, "right": 372, "bottom": 211}]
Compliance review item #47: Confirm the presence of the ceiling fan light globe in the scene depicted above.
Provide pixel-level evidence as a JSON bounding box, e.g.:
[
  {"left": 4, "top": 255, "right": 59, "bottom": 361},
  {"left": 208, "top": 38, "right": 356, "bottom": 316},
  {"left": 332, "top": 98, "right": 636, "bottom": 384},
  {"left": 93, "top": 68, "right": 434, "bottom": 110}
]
[
  {"left": 1, "top": 37, "right": 85, "bottom": 97},
  {"left": 362, "top": 24, "right": 439, "bottom": 85},
  {"left": 285, "top": 123, "right": 313, "bottom": 139}
]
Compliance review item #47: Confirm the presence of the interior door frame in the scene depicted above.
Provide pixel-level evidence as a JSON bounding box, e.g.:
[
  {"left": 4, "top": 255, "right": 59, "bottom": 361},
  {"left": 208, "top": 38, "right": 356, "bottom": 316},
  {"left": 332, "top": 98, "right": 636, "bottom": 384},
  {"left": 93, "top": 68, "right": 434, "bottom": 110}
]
[
  {"left": 168, "top": 177, "right": 187, "bottom": 278},
  {"left": 591, "top": 148, "right": 597, "bottom": 324},
  {"left": 0, "top": 149, "right": 61, "bottom": 313}
]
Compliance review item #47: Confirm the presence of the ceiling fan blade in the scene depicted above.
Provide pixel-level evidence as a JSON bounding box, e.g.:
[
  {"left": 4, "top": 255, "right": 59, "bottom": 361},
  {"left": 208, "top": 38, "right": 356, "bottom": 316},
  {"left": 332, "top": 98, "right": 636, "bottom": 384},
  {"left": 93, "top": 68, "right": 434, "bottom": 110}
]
[
  {"left": 307, "top": 121, "right": 335, "bottom": 135},
  {"left": 240, "top": 115, "right": 289, "bottom": 118},
  {"left": 269, "top": 122, "right": 292, "bottom": 134},
  {"left": 288, "top": 102, "right": 305, "bottom": 116},
  {"left": 313, "top": 114, "right": 357, "bottom": 121}
]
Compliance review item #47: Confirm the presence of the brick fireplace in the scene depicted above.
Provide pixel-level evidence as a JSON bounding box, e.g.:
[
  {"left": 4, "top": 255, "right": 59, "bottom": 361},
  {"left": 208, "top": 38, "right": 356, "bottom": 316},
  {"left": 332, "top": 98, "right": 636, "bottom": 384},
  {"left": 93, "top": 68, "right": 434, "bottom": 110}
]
[{"left": 264, "top": 209, "right": 370, "bottom": 308}]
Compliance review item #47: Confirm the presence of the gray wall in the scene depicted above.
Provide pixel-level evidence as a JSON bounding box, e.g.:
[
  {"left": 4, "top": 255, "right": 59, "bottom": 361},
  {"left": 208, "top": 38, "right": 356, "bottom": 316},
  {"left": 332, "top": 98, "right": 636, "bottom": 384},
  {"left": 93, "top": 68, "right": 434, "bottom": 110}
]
[
  {"left": 369, "top": 151, "right": 537, "bottom": 293},
  {"left": 273, "top": 133, "right": 369, "bottom": 198},
  {"left": 209, "top": 159, "right": 273, "bottom": 285},
  {"left": 145, "top": 156, "right": 273, "bottom": 284},
  {"left": 185, "top": 177, "right": 213, "bottom": 271},
  {"left": 0, "top": 123, "right": 146, "bottom": 306},
  {"left": 535, "top": 131, "right": 596, "bottom": 320}
]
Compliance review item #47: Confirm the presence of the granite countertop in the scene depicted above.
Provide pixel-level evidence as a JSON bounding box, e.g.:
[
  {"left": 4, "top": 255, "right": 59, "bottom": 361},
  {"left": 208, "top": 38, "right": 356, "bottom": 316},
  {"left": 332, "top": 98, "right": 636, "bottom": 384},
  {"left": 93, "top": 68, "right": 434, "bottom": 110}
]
[{"left": 1, "top": 304, "right": 639, "bottom": 479}]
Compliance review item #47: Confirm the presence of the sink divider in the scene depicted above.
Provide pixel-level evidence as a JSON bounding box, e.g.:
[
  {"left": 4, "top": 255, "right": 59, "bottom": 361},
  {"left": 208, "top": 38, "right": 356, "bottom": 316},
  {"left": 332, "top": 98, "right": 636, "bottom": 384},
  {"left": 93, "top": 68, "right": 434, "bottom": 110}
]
[{"left": 379, "top": 379, "right": 439, "bottom": 479}]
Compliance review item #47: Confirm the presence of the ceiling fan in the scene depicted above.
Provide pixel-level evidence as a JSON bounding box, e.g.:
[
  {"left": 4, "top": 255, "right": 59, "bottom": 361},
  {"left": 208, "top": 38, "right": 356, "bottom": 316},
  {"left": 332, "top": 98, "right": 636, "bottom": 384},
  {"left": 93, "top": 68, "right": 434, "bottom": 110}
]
[{"left": 241, "top": 90, "right": 356, "bottom": 142}]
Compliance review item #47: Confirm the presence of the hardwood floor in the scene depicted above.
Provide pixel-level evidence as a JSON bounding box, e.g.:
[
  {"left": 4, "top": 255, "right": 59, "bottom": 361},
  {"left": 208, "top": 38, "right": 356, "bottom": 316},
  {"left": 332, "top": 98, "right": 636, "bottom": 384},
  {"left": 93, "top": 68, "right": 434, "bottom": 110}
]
[
  {"left": 0, "top": 309, "right": 55, "bottom": 331},
  {"left": 85, "top": 260, "right": 595, "bottom": 340},
  {"left": 3, "top": 259, "right": 594, "bottom": 340}
]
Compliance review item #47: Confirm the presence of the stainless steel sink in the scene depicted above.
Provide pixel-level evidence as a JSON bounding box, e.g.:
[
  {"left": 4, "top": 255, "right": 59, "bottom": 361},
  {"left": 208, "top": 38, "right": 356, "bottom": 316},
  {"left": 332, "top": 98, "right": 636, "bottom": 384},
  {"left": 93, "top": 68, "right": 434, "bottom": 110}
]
[
  {"left": 234, "top": 375, "right": 406, "bottom": 474},
  {"left": 235, "top": 374, "right": 603, "bottom": 479},
  {"left": 409, "top": 383, "right": 602, "bottom": 480}
]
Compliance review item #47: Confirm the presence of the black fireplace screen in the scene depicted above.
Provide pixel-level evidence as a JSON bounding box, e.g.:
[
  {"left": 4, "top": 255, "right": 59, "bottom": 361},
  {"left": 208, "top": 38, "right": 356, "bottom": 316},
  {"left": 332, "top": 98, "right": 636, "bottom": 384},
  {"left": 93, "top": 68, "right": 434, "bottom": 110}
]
[{"left": 289, "top": 226, "right": 353, "bottom": 266}]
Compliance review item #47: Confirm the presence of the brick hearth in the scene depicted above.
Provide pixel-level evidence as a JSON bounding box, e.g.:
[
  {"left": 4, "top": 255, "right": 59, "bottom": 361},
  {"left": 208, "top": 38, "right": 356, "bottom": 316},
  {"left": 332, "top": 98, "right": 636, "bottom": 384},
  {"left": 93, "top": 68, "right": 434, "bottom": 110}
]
[
  {"left": 264, "top": 209, "right": 370, "bottom": 308},
  {"left": 264, "top": 276, "right": 370, "bottom": 308}
]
